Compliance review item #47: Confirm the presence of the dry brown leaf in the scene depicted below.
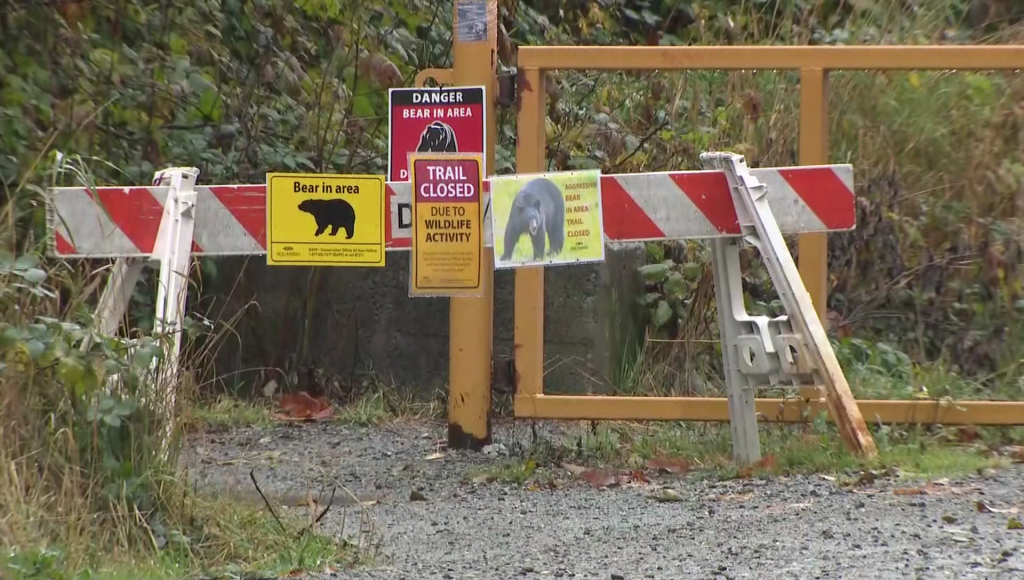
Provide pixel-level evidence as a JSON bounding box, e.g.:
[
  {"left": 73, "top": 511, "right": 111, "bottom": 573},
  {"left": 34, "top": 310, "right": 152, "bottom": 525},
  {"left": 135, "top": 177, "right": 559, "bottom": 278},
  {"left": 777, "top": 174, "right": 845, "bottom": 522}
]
[
  {"left": 274, "top": 391, "right": 334, "bottom": 421},
  {"left": 737, "top": 454, "right": 777, "bottom": 478},
  {"left": 645, "top": 456, "right": 690, "bottom": 475},
  {"left": 1004, "top": 445, "right": 1024, "bottom": 462},
  {"left": 358, "top": 53, "right": 402, "bottom": 89},
  {"left": 894, "top": 482, "right": 982, "bottom": 497},
  {"left": 977, "top": 500, "right": 1019, "bottom": 514},
  {"left": 855, "top": 470, "right": 879, "bottom": 486},
  {"left": 580, "top": 470, "right": 625, "bottom": 488},
  {"left": 628, "top": 469, "right": 650, "bottom": 484}
]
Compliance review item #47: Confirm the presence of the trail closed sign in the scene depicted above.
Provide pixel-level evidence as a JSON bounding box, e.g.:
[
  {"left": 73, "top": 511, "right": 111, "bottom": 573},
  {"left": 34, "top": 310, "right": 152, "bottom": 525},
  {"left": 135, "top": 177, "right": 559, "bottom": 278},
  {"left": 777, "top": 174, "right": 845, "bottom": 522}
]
[
  {"left": 409, "top": 153, "right": 484, "bottom": 297},
  {"left": 387, "top": 86, "right": 486, "bottom": 182},
  {"left": 266, "top": 172, "right": 386, "bottom": 267}
]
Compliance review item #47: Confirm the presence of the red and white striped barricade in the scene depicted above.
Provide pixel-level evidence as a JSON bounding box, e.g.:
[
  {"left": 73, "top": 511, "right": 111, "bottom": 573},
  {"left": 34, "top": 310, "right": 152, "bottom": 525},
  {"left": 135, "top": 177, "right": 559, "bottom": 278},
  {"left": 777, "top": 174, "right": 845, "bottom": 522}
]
[
  {"left": 47, "top": 164, "right": 853, "bottom": 257},
  {"left": 45, "top": 157, "right": 859, "bottom": 463}
]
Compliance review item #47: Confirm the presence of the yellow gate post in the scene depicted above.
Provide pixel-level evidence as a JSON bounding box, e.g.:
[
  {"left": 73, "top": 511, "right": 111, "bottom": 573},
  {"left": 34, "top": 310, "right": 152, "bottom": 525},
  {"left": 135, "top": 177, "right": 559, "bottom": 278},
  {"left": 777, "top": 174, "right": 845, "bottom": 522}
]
[
  {"left": 513, "top": 68, "right": 546, "bottom": 407},
  {"left": 447, "top": 0, "right": 498, "bottom": 449},
  {"left": 798, "top": 67, "right": 830, "bottom": 403}
]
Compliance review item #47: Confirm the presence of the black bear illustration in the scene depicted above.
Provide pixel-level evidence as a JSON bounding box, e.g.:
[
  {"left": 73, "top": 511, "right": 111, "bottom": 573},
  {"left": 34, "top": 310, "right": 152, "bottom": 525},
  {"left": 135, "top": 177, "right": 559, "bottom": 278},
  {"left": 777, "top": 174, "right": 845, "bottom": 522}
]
[
  {"left": 298, "top": 198, "right": 356, "bottom": 239},
  {"left": 499, "top": 178, "right": 566, "bottom": 262},
  {"left": 416, "top": 121, "right": 459, "bottom": 153}
]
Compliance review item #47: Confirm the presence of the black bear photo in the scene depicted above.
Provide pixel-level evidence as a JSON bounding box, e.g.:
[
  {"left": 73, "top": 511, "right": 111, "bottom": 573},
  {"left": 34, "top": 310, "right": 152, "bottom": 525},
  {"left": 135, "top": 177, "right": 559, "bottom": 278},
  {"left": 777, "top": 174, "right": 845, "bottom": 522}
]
[
  {"left": 499, "top": 177, "right": 566, "bottom": 262},
  {"left": 297, "top": 198, "right": 356, "bottom": 239},
  {"left": 416, "top": 120, "right": 459, "bottom": 152}
]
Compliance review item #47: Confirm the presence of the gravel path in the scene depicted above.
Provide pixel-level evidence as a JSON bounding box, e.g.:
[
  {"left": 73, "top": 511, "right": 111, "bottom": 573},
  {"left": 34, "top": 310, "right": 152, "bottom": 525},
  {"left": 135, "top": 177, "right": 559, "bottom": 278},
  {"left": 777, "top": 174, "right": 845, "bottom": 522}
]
[{"left": 184, "top": 419, "right": 1024, "bottom": 580}]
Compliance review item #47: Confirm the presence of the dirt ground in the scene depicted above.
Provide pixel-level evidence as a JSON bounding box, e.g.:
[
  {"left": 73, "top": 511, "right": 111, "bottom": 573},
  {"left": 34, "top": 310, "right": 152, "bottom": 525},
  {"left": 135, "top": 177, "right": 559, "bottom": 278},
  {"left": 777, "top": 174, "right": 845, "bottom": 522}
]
[{"left": 183, "top": 419, "right": 1024, "bottom": 580}]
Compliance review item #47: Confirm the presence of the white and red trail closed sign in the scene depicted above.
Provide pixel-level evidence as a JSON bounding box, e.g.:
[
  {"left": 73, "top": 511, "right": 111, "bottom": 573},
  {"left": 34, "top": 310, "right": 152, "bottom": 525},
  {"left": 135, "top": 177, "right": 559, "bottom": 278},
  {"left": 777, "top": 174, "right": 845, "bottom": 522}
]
[{"left": 387, "top": 86, "right": 486, "bottom": 182}]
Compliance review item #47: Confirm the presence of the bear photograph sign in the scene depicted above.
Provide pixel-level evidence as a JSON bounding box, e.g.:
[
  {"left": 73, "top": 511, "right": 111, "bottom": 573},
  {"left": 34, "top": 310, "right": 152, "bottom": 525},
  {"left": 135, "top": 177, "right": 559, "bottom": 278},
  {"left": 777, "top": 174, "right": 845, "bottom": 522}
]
[
  {"left": 387, "top": 86, "right": 486, "bottom": 182},
  {"left": 490, "top": 169, "right": 606, "bottom": 269},
  {"left": 266, "top": 173, "right": 386, "bottom": 267}
]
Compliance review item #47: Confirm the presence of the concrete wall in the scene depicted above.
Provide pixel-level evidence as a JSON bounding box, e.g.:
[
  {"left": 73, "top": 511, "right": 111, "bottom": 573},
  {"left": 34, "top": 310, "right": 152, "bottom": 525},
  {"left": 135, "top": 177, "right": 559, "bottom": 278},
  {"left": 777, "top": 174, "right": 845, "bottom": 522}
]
[{"left": 206, "top": 244, "right": 646, "bottom": 399}]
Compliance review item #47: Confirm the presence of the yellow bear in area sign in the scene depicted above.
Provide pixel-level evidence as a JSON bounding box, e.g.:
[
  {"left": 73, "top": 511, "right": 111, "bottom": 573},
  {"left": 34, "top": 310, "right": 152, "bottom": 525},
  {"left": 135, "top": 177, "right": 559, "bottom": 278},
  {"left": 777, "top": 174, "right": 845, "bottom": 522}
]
[{"left": 266, "top": 173, "right": 386, "bottom": 267}]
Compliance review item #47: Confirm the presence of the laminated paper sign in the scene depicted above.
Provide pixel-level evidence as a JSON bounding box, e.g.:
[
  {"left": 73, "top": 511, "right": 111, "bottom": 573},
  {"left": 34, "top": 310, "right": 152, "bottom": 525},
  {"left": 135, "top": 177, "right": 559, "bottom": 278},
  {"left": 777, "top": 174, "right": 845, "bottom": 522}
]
[
  {"left": 490, "top": 169, "right": 605, "bottom": 269},
  {"left": 409, "top": 153, "right": 484, "bottom": 296},
  {"left": 266, "top": 172, "right": 385, "bottom": 267},
  {"left": 387, "top": 86, "right": 486, "bottom": 182}
]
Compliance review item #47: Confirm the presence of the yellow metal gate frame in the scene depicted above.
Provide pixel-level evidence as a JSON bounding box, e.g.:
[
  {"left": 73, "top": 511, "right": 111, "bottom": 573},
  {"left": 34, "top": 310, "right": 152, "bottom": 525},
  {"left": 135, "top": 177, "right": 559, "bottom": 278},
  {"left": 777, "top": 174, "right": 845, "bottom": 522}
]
[{"left": 513, "top": 45, "right": 1024, "bottom": 427}]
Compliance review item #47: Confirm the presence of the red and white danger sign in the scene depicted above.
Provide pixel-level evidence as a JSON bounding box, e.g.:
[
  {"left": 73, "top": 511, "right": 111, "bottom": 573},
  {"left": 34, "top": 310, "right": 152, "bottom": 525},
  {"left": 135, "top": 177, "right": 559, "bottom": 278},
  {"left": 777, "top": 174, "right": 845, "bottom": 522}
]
[{"left": 387, "top": 86, "right": 486, "bottom": 182}]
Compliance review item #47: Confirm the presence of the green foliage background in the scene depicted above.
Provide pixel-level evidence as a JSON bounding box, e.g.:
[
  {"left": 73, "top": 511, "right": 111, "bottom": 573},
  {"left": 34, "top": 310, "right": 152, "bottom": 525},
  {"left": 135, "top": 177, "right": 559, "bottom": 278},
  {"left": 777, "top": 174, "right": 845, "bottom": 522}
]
[{"left": 4, "top": 0, "right": 1024, "bottom": 399}]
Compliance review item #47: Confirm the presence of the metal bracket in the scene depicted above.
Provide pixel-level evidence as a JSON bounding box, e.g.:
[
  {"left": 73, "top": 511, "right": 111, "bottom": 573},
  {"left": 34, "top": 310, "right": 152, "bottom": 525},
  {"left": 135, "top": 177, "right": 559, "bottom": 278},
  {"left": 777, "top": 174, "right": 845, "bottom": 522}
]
[{"left": 415, "top": 68, "right": 453, "bottom": 87}]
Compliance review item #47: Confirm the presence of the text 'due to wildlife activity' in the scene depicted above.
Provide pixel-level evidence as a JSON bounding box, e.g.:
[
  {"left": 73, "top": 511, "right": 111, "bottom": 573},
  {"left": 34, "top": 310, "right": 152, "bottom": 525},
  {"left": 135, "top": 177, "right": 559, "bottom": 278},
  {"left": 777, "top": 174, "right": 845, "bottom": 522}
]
[
  {"left": 387, "top": 86, "right": 486, "bottom": 182},
  {"left": 409, "top": 153, "right": 484, "bottom": 297},
  {"left": 266, "top": 173, "right": 386, "bottom": 267},
  {"left": 491, "top": 169, "right": 606, "bottom": 269}
]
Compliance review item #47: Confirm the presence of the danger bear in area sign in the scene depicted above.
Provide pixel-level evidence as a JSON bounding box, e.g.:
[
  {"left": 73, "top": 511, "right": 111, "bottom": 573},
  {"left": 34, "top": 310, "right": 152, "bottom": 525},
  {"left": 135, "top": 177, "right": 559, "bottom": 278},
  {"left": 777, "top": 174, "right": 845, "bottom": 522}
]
[{"left": 387, "top": 86, "right": 486, "bottom": 182}]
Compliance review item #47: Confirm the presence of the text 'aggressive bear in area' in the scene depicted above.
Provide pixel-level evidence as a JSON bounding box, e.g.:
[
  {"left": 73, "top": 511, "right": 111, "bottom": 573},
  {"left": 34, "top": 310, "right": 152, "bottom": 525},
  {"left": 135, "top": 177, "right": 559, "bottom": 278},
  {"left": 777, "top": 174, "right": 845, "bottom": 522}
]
[
  {"left": 499, "top": 177, "right": 565, "bottom": 262},
  {"left": 298, "top": 198, "right": 356, "bottom": 239}
]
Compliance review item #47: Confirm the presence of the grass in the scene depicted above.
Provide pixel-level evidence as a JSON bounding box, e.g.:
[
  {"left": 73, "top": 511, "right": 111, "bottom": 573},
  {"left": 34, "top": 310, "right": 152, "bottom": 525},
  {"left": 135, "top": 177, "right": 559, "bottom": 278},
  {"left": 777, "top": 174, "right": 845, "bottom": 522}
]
[
  {"left": 184, "top": 379, "right": 445, "bottom": 431},
  {"left": 0, "top": 154, "right": 368, "bottom": 580},
  {"left": 0, "top": 490, "right": 353, "bottom": 580},
  {"left": 463, "top": 419, "right": 1011, "bottom": 487},
  {"left": 184, "top": 395, "right": 274, "bottom": 429}
]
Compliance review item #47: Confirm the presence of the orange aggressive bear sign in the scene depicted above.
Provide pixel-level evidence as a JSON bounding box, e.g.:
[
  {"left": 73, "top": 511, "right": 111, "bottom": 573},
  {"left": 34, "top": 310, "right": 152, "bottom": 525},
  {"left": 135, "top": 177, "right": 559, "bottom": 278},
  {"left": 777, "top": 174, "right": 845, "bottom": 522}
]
[
  {"left": 387, "top": 86, "right": 486, "bottom": 182},
  {"left": 408, "top": 153, "right": 484, "bottom": 297}
]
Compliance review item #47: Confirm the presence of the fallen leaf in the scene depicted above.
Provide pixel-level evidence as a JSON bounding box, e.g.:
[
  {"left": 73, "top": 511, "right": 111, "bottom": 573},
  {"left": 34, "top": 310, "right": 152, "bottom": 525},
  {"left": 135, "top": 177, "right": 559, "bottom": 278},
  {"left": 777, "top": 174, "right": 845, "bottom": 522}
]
[
  {"left": 819, "top": 474, "right": 836, "bottom": 482},
  {"left": 855, "top": 470, "right": 878, "bottom": 486},
  {"left": 275, "top": 391, "right": 334, "bottom": 421},
  {"left": 645, "top": 456, "right": 690, "bottom": 475},
  {"left": 737, "top": 454, "right": 777, "bottom": 478},
  {"left": 1009, "top": 517, "right": 1023, "bottom": 530},
  {"left": 580, "top": 470, "right": 625, "bottom": 488},
  {"left": 1004, "top": 446, "right": 1024, "bottom": 463},
  {"left": 894, "top": 482, "right": 981, "bottom": 496},
  {"left": 561, "top": 462, "right": 588, "bottom": 476},
  {"left": 471, "top": 473, "right": 497, "bottom": 484},
  {"left": 942, "top": 515, "right": 957, "bottom": 524},
  {"left": 628, "top": 469, "right": 650, "bottom": 484},
  {"left": 977, "top": 500, "right": 1019, "bottom": 514},
  {"left": 410, "top": 489, "right": 427, "bottom": 502},
  {"left": 755, "top": 454, "right": 777, "bottom": 470},
  {"left": 652, "top": 488, "right": 684, "bottom": 502},
  {"left": 955, "top": 425, "right": 980, "bottom": 443},
  {"left": 524, "top": 459, "right": 538, "bottom": 476},
  {"left": 425, "top": 452, "right": 445, "bottom": 461}
]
